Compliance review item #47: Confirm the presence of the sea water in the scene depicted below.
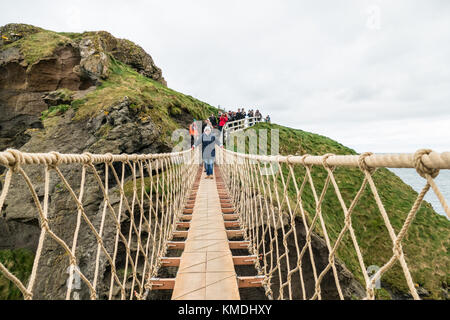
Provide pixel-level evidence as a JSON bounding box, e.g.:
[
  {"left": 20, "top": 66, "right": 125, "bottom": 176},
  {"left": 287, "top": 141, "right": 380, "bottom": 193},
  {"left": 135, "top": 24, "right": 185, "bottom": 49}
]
[{"left": 388, "top": 168, "right": 449, "bottom": 219}]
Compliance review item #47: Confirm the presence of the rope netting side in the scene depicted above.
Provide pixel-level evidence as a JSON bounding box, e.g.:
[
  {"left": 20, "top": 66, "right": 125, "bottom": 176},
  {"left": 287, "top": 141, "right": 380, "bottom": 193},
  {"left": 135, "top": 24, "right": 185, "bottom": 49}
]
[
  {"left": 217, "top": 147, "right": 449, "bottom": 300},
  {"left": 0, "top": 148, "right": 197, "bottom": 300}
]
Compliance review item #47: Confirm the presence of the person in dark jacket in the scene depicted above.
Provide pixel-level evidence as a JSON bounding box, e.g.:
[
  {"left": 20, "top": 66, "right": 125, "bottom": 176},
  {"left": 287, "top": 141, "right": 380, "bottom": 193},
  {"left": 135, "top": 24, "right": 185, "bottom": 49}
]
[
  {"left": 255, "top": 110, "right": 262, "bottom": 121},
  {"left": 193, "top": 126, "right": 222, "bottom": 179},
  {"left": 209, "top": 114, "right": 217, "bottom": 128},
  {"left": 201, "top": 120, "right": 208, "bottom": 133}
]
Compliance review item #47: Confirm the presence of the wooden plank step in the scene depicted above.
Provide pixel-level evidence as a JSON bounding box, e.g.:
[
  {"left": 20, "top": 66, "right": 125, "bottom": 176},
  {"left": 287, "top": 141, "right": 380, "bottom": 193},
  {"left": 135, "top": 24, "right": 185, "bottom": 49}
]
[
  {"left": 161, "top": 257, "right": 181, "bottom": 267},
  {"left": 232, "top": 255, "right": 258, "bottom": 265},
  {"left": 222, "top": 208, "right": 235, "bottom": 214},
  {"left": 224, "top": 221, "right": 240, "bottom": 228},
  {"left": 223, "top": 213, "right": 238, "bottom": 220},
  {"left": 167, "top": 241, "right": 185, "bottom": 250},
  {"left": 226, "top": 230, "right": 245, "bottom": 238},
  {"left": 173, "top": 230, "right": 188, "bottom": 238},
  {"left": 176, "top": 221, "right": 190, "bottom": 228},
  {"left": 237, "top": 276, "right": 264, "bottom": 288},
  {"left": 180, "top": 215, "right": 192, "bottom": 221},
  {"left": 160, "top": 256, "right": 257, "bottom": 267},
  {"left": 228, "top": 240, "right": 250, "bottom": 249},
  {"left": 149, "top": 278, "right": 175, "bottom": 290}
]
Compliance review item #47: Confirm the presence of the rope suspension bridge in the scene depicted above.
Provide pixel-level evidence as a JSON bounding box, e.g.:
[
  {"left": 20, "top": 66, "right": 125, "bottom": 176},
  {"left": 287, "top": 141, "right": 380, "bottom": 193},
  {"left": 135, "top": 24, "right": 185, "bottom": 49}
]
[{"left": 0, "top": 119, "right": 449, "bottom": 300}]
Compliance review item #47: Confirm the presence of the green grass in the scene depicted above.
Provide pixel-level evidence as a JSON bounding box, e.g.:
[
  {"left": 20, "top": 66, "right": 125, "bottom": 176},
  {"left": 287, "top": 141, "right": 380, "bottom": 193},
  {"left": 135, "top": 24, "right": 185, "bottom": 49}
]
[
  {"left": 57, "top": 32, "right": 83, "bottom": 41},
  {"left": 0, "top": 249, "right": 34, "bottom": 300},
  {"left": 3, "top": 30, "right": 72, "bottom": 67},
  {"left": 234, "top": 122, "right": 450, "bottom": 299},
  {"left": 40, "top": 104, "right": 71, "bottom": 120},
  {"left": 122, "top": 176, "right": 153, "bottom": 198}
]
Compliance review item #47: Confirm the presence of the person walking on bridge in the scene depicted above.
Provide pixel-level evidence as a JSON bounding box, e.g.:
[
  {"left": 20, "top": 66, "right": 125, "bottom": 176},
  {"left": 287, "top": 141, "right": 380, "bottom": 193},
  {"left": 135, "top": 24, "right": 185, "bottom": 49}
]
[
  {"left": 192, "top": 126, "right": 222, "bottom": 179},
  {"left": 189, "top": 119, "right": 199, "bottom": 147}
]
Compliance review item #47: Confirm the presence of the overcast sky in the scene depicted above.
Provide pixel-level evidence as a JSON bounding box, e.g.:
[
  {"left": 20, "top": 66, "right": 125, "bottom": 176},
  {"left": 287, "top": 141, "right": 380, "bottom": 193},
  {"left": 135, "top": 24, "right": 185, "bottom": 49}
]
[{"left": 2, "top": 0, "right": 449, "bottom": 153}]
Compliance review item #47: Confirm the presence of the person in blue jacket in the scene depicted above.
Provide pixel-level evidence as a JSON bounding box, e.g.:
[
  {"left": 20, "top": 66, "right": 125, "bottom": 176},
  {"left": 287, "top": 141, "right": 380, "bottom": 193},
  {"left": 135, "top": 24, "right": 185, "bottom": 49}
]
[{"left": 193, "top": 126, "right": 222, "bottom": 179}]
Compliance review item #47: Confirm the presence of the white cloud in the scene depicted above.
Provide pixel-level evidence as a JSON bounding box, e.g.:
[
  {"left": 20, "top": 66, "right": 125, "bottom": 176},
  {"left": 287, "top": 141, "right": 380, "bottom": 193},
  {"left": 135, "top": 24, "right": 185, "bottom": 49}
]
[{"left": 65, "top": 6, "right": 82, "bottom": 30}]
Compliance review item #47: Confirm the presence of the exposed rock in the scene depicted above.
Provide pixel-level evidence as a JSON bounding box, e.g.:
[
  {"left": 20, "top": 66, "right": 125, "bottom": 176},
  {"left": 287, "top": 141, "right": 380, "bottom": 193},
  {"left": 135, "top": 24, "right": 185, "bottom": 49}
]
[
  {"left": 77, "top": 31, "right": 166, "bottom": 85},
  {"left": 0, "top": 46, "right": 25, "bottom": 67},
  {"left": 114, "top": 38, "right": 166, "bottom": 85},
  {"left": 42, "top": 89, "right": 74, "bottom": 107},
  {"left": 0, "top": 43, "right": 91, "bottom": 152},
  {"left": 27, "top": 45, "right": 85, "bottom": 91},
  {"left": 73, "top": 38, "right": 110, "bottom": 83},
  {"left": 416, "top": 286, "right": 430, "bottom": 298},
  {"left": 0, "top": 217, "right": 40, "bottom": 251}
]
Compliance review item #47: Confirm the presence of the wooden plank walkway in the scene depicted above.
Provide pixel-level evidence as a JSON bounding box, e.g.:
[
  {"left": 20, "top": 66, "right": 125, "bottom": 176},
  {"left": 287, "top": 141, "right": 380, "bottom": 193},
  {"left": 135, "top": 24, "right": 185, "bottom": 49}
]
[{"left": 171, "top": 170, "right": 240, "bottom": 300}]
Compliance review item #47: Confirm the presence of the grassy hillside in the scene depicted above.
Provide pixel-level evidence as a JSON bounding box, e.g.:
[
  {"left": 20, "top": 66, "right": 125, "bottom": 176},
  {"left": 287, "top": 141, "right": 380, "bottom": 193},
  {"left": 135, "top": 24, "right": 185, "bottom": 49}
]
[
  {"left": 70, "top": 57, "right": 218, "bottom": 144},
  {"left": 235, "top": 122, "right": 449, "bottom": 299},
  {"left": 0, "top": 249, "right": 34, "bottom": 300}
]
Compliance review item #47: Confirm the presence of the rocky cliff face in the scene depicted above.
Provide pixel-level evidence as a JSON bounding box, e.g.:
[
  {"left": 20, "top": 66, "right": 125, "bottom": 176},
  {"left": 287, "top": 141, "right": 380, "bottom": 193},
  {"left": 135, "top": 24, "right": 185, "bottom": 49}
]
[{"left": 0, "top": 23, "right": 166, "bottom": 152}]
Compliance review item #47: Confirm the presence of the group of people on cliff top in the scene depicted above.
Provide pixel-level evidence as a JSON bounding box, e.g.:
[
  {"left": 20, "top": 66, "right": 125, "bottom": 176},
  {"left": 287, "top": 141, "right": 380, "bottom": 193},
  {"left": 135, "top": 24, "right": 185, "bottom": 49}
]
[
  {"left": 216, "top": 108, "right": 271, "bottom": 128},
  {"left": 188, "top": 108, "right": 270, "bottom": 179}
]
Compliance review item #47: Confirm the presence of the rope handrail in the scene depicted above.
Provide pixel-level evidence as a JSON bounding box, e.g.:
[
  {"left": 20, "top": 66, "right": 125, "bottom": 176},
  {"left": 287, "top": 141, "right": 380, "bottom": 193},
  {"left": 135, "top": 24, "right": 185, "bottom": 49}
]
[
  {"left": 0, "top": 149, "right": 191, "bottom": 167},
  {"left": 221, "top": 148, "right": 450, "bottom": 169}
]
